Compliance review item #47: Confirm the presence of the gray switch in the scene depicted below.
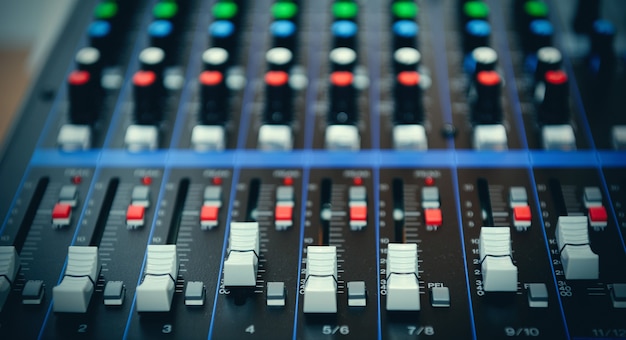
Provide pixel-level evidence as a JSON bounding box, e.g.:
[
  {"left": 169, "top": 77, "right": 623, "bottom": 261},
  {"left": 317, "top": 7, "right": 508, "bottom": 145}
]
[
  {"left": 509, "top": 187, "right": 528, "bottom": 207},
  {"left": 184, "top": 281, "right": 205, "bottom": 306},
  {"left": 59, "top": 185, "right": 78, "bottom": 207},
  {"left": 267, "top": 282, "right": 286, "bottom": 307},
  {"left": 22, "top": 280, "right": 45, "bottom": 305},
  {"left": 131, "top": 186, "right": 150, "bottom": 207},
  {"left": 204, "top": 186, "right": 222, "bottom": 206},
  {"left": 349, "top": 186, "right": 367, "bottom": 202},
  {"left": 430, "top": 286, "right": 450, "bottom": 307},
  {"left": 347, "top": 281, "right": 366, "bottom": 307},
  {"left": 103, "top": 281, "right": 125, "bottom": 306},
  {"left": 527, "top": 283, "right": 548, "bottom": 308},
  {"left": 583, "top": 187, "right": 602, "bottom": 208},
  {"left": 422, "top": 187, "right": 440, "bottom": 208},
  {"left": 611, "top": 283, "right": 626, "bottom": 308},
  {"left": 276, "top": 186, "right": 294, "bottom": 202}
]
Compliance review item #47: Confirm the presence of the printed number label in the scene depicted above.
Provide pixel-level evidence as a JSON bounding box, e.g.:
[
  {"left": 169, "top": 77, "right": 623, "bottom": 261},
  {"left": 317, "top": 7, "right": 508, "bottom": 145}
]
[
  {"left": 162, "top": 324, "right": 172, "bottom": 334},
  {"left": 78, "top": 324, "right": 88, "bottom": 333},
  {"left": 245, "top": 325, "right": 255, "bottom": 334},
  {"left": 407, "top": 326, "right": 435, "bottom": 335},
  {"left": 322, "top": 325, "right": 349, "bottom": 335}
]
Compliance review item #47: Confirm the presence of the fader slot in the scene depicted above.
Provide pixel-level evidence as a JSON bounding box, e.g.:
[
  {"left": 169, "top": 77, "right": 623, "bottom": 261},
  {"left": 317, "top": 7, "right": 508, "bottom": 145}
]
[
  {"left": 41, "top": 168, "right": 163, "bottom": 339},
  {"left": 211, "top": 169, "right": 302, "bottom": 339},
  {"left": 10, "top": 178, "right": 50, "bottom": 253},
  {"left": 392, "top": 178, "right": 405, "bottom": 242},
  {"left": 379, "top": 169, "right": 472, "bottom": 338},
  {"left": 458, "top": 168, "right": 568, "bottom": 339},
  {"left": 126, "top": 169, "right": 231, "bottom": 339},
  {"left": 297, "top": 168, "right": 377, "bottom": 339},
  {"left": 1, "top": 168, "right": 94, "bottom": 339},
  {"left": 534, "top": 168, "right": 626, "bottom": 338},
  {"left": 476, "top": 177, "right": 494, "bottom": 226}
]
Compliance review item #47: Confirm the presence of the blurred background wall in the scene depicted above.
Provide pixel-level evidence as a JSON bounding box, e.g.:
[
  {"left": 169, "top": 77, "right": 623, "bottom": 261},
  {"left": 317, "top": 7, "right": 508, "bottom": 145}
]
[{"left": 0, "top": 0, "right": 77, "bottom": 142}]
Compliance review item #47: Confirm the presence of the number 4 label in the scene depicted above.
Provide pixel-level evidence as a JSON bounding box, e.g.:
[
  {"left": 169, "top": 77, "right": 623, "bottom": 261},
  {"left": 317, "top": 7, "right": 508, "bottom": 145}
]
[{"left": 245, "top": 325, "right": 255, "bottom": 334}]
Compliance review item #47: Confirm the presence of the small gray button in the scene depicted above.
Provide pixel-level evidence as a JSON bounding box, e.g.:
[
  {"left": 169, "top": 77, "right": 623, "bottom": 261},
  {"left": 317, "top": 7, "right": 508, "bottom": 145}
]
[
  {"left": 347, "top": 281, "right": 366, "bottom": 307},
  {"left": 267, "top": 282, "right": 286, "bottom": 307},
  {"left": 22, "top": 280, "right": 45, "bottom": 305},
  {"left": 527, "top": 283, "right": 548, "bottom": 308},
  {"left": 509, "top": 187, "right": 528, "bottom": 207},
  {"left": 611, "top": 283, "right": 626, "bottom": 308},
  {"left": 204, "top": 186, "right": 222, "bottom": 202},
  {"left": 104, "top": 281, "right": 125, "bottom": 306},
  {"left": 422, "top": 187, "right": 440, "bottom": 208},
  {"left": 430, "top": 286, "right": 450, "bottom": 307},
  {"left": 276, "top": 186, "right": 294, "bottom": 202},
  {"left": 185, "top": 281, "right": 205, "bottom": 306},
  {"left": 131, "top": 186, "right": 150, "bottom": 207},
  {"left": 349, "top": 186, "right": 367, "bottom": 202},
  {"left": 584, "top": 187, "right": 602, "bottom": 207},
  {"left": 59, "top": 185, "right": 78, "bottom": 207}
]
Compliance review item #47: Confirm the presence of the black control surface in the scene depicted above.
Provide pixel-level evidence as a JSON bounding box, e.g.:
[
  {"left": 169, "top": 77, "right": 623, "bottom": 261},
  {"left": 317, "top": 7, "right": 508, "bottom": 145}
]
[{"left": 0, "top": 0, "right": 625, "bottom": 339}]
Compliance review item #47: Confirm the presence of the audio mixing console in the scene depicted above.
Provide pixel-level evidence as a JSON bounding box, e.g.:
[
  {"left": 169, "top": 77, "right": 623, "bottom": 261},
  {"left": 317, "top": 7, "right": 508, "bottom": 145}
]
[{"left": 0, "top": 0, "right": 625, "bottom": 339}]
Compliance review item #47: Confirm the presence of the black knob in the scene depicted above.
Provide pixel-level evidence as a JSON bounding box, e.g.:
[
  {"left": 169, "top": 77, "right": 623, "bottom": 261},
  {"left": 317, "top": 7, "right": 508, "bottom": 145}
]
[
  {"left": 88, "top": 20, "right": 114, "bottom": 62},
  {"left": 148, "top": 20, "right": 175, "bottom": 55},
  {"left": 202, "top": 47, "right": 229, "bottom": 72},
  {"left": 270, "top": 20, "right": 297, "bottom": 52},
  {"left": 470, "top": 70, "right": 502, "bottom": 124},
  {"left": 133, "top": 70, "right": 163, "bottom": 125},
  {"left": 139, "top": 47, "right": 166, "bottom": 75},
  {"left": 209, "top": 20, "right": 236, "bottom": 52},
  {"left": 470, "top": 46, "right": 498, "bottom": 75},
  {"left": 392, "top": 20, "right": 418, "bottom": 50},
  {"left": 75, "top": 47, "right": 103, "bottom": 85},
  {"left": 524, "top": 19, "right": 553, "bottom": 53},
  {"left": 536, "top": 70, "right": 569, "bottom": 125},
  {"left": 329, "top": 47, "right": 357, "bottom": 72},
  {"left": 588, "top": 19, "right": 616, "bottom": 78},
  {"left": 534, "top": 47, "right": 562, "bottom": 83},
  {"left": 460, "top": 0, "right": 489, "bottom": 26},
  {"left": 332, "top": 20, "right": 358, "bottom": 50},
  {"left": 328, "top": 71, "right": 357, "bottom": 125},
  {"left": 463, "top": 19, "right": 491, "bottom": 53},
  {"left": 573, "top": 0, "right": 601, "bottom": 34},
  {"left": 394, "top": 71, "right": 423, "bottom": 124},
  {"left": 68, "top": 70, "right": 100, "bottom": 124},
  {"left": 517, "top": 0, "right": 548, "bottom": 35},
  {"left": 199, "top": 70, "right": 228, "bottom": 125},
  {"left": 393, "top": 47, "right": 421, "bottom": 73},
  {"left": 263, "top": 71, "right": 293, "bottom": 124},
  {"left": 266, "top": 47, "right": 294, "bottom": 72}
]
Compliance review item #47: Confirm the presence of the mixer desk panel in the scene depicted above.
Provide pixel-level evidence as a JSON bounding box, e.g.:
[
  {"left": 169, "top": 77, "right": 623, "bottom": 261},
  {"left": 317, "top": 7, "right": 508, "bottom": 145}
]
[{"left": 0, "top": 0, "right": 625, "bottom": 339}]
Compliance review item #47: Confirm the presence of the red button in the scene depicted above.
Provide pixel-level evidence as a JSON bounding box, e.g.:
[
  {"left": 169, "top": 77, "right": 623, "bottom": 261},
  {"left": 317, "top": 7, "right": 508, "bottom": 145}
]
[
  {"left": 330, "top": 71, "right": 353, "bottom": 87},
  {"left": 52, "top": 203, "right": 72, "bottom": 219},
  {"left": 424, "top": 208, "right": 442, "bottom": 226},
  {"left": 68, "top": 70, "right": 90, "bottom": 86},
  {"left": 275, "top": 204, "right": 293, "bottom": 221},
  {"left": 350, "top": 205, "right": 367, "bottom": 221},
  {"left": 477, "top": 70, "right": 500, "bottom": 86},
  {"left": 133, "top": 70, "right": 156, "bottom": 87},
  {"left": 589, "top": 206, "right": 608, "bottom": 223},
  {"left": 545, "top": 70, "right": 567, "bottom": 85},
  {"left": 199, "top": 70, "right": 224, "bottom": 86},
  {"left": 200, "top": 205, "right": 219, "bottom": 222},
  {"left": 126, "top": 205, "right": 145, "bottom": 221},
  {"left": 265, "top": 70, "right": 289, "bottom": 87},
  {"left": 397, "top": 71, "right": 420, "bottom": 86},
  {"left": 513, "top": 206, "right": 532, "bottom": 222}
]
